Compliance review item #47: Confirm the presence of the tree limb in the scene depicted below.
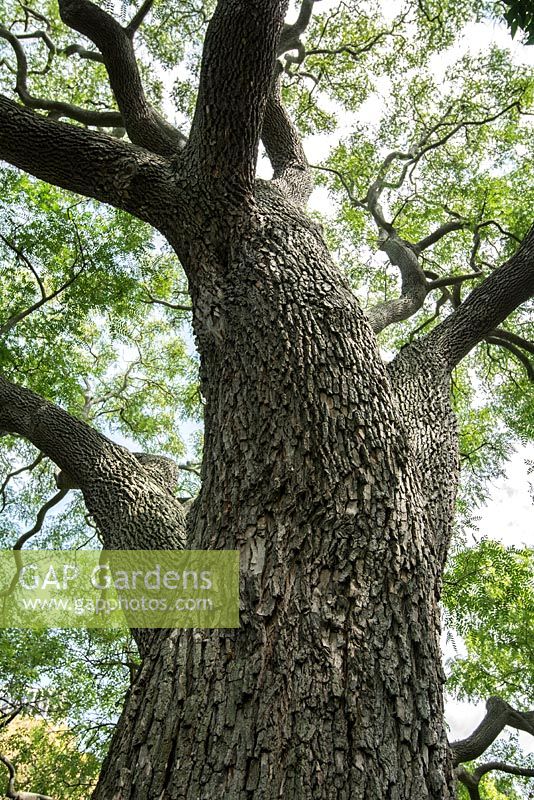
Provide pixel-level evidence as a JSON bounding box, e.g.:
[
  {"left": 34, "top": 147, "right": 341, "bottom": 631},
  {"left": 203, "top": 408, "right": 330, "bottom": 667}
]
[
  {"left": 0, "top": 753, "right": 53, "bottom": 800},
  {"left": 261, "top": 69, "right": 313, "bottom": 206},
  {"left": 188, "top": 0, "right": 289, "bottom": 200},
  {"left": 0, "top": 96, "right": 175, "bottom": 225},
  {"left": 426, "top": 272, "right": 481, "bottom": 290},
  {"left": 279, "top": 0, "right": 318, "bottom": 50},
  {"left": 126, "top": 0, "right": 155, "bottom": 35},
  {"left": 0, "top": 24, "right": 121, "bottom": 127},
  {"left": 474, "top": 761, "right": 534, "bottom": 780},
  {"left": 0, "top": 452, "right": 44, "bottom": 513},
  {"left": 0, "top": 374, "right": 186, "bottom": 552},
  {"left": 366, "top": 234, "right": 428, "bottom": 333},
  {"left": 58, "top": 0, "right": 186, "bottom": 157},
  {"left": 0, "top": 488, "right": 68, "bottom": 599},
  {"left": 0, "top": 264, "right": 84, "bottom": 336},
  {"left": 456, "top": 761, "right": 534, "bottom": 800},
  {"left": 490, "top": 327, "right": 534, "bottom": 355},
  {"left": 423, "top": 224, "right": 534, "bottom": 370},
  {"left": 63, "top": 42, "right": 103, "bottom": 62},
  {"left": 450, "top": 696, "right": 534, "bottom": 767},
  {"left": 485, "top": 334, "right": 534, "bottom": 380},
  {"left": 414, "top": 219, "right": 468, "bottom": 253},
  {"left": 257, "top": 0, "right": 323, "bottom": 205},
  {"left": 140, "top": 290, "right": 192, "bottom": 312}
]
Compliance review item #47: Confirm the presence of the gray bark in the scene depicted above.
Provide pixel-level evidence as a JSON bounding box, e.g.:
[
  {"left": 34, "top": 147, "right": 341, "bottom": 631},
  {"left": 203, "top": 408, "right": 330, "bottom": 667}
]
[{"left": 90, "top": 186, "right": 455, "bottom": 799}]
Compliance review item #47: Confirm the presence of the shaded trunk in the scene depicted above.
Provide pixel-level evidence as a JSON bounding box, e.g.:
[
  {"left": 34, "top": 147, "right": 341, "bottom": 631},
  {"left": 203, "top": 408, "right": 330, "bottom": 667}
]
[{"left": 93, "top": 190, "right": 457, "bottom": 799}]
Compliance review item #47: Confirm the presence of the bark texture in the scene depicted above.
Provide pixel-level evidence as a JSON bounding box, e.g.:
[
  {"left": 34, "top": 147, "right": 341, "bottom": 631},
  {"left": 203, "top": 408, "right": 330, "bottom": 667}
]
[{"left": 90, "top": 186, "right": 455, "bottom": 800}]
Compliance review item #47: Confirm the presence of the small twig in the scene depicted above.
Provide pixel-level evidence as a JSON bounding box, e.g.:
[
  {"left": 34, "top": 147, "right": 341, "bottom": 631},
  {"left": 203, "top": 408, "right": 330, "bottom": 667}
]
[
  {"left": 0, "top": 489, "right": 68, "bottom": 599},
  {"left": 0, "top": 753, "right": 53, "bottom": 800}
]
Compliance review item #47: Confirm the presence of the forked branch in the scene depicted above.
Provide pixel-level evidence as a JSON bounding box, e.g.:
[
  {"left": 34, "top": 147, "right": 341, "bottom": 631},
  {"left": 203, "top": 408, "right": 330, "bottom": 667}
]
[
  {"left": 58, "top": 0, "right": 186, "bottom": 156},
  {"left": 450, "top": 696, "right": 534, "bottom": 767},
  {"left": 0, "top": 23, "right": 122, "bottom": 127},
  {"left": 457, "top": 762, "right": 534, "bottom": 800}
]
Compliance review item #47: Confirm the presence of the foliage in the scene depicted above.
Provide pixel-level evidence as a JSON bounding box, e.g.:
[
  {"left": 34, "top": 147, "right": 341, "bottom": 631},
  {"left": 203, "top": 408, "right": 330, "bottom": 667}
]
[
  {"left": 443, "top": 540, "right": 533, "bottom": 704},
  {"left": 0, "top": 716, "right": 100, "bottom": 799},
  {"left": 502, "top": 0, "right": 534, "bottom": 44}
]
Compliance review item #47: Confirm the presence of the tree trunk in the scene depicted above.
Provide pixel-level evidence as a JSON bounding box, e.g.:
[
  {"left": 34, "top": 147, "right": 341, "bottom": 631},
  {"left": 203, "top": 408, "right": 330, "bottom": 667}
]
[{"left": 92, "top": 189, "right": 457, "bottom": 800}]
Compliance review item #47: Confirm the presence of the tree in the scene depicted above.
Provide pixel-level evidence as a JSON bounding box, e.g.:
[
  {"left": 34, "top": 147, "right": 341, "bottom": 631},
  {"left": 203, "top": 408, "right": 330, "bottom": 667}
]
[{"left": 0, "top": 0, "right": 533, "bottom": 798}]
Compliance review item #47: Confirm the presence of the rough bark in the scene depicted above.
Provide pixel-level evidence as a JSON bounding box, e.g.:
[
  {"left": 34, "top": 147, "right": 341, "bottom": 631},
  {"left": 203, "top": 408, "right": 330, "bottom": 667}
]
[
  {"left": 0, "top": 376, "right": 186, "bottom": 555},
  {"left": 0, "top": 95, "right": 176, "bottom": 226},
  {"left": 426, "top": 224, "right": 534, "bottom": 369},
  {"left": 262, "top": 72, "right": 313, "bottom": 206},
  {"left": 90, "top": 186, "right": 455, "bottom": 800},
  {"left": 187, "top": 0, "right": 289, "bottom": 199}
]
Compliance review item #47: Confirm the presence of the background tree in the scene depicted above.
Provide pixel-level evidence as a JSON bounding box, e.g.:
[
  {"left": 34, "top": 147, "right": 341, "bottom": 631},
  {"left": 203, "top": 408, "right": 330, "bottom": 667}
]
[{"left": 0, "top": 0, "right": 533, "bottom": 798}]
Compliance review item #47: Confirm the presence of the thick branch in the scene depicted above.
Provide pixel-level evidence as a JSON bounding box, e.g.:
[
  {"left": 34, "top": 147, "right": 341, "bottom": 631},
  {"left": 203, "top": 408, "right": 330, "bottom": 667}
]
[
  {"left": 261, "top": 71, "right": 313, "bottom": 206},
  {"left": 126, "top": 0, "right": 154, "bottom": 35},
  {"left": 426, "top": 272, "right": 481, "bottom": 290},
  {"left": 58, "top": 0, "right": 186, "bottom": 157},
  {"left": 188, "top": 0, "right": 288, "bottom": 199},
  {"left": 279, "top": 0, "right": 317, "bottom": 49},
  {"left": 450, "top": 696, "right": 534, "bottom": 767},
  {"left": 0, "top": 96, "right": 174, "bottom": 225},
  {"left": 259, "top": 0, "right": 323, "bottom": 205},
  {"left": 366, "top": 234, "right": 428, "bottom": 333},
  {"left": 0, "top": 375, "right": 186, "bottom": 551},
  {"left": 423, "top": 224, "right": 534, "bottom": 369}
]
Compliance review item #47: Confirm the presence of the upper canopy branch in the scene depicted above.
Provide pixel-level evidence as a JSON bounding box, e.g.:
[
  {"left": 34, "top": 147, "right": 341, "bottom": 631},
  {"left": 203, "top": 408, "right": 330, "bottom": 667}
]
[
  {"left": 323, "top": 94, "right": 528, "bottom": 334},
  {"left": 366, "top": 98, "right": 524, "bottom": 219},
  {"left": 0, "top": 23, "right": 122, "bottom": 127},
  {"left": 485, "top": 332, "right": 534, "bottom": 381},
  {"left": 422, "top": 224, "right": 534, "bottom": 370},
  {"left": 278, "top": 0, "right": 319, "bottom": 53},
  {"left": 187, "top": 0, "right": 289, "bottom": 200},
  {"left": 58, "top": 0, "right": 186, "bottom": 157}
]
